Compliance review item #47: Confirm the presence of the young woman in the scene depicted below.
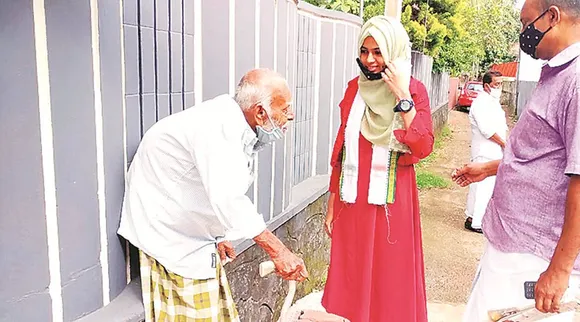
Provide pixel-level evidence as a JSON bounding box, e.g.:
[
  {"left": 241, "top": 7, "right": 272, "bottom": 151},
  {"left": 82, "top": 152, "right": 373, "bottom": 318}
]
[{"left": 322, "top": 16, "right": 434, "bottom": 322}]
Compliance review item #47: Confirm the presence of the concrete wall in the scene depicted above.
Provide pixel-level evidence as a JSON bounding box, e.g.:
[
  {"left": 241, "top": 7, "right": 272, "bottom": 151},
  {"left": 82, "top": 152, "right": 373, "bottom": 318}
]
[
  {"left": 502, "top": 79, "right": 518, "bottom": 117},
  {"left": 1, "top": 1, "right": 126, "bottom": 321},
  {"left": 0, "top": 1, "right": 448, "bottom": 321},
  {"left": 411, "top": 51, "right": 450, "bottom": 111}
]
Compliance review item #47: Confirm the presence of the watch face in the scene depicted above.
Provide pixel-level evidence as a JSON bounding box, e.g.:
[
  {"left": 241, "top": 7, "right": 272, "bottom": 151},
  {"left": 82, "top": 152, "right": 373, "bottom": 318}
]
[{"left": 400, "top": 100, "right": 412, "bottom": 112}]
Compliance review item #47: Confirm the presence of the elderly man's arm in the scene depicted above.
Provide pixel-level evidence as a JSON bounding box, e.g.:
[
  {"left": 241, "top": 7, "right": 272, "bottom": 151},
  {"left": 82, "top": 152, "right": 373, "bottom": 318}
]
[
  {"left": 191, "top": 129, "right": 307, "bottom": 281},
  {"left": 535, "top": 176, "right": 580, "bottom": 313}
]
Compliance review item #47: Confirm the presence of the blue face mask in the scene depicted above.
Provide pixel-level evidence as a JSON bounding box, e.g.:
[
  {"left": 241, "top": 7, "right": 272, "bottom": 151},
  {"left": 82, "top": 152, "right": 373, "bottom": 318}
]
[{"left": 256, "top": 109, "right": 284, "bottom": 146}]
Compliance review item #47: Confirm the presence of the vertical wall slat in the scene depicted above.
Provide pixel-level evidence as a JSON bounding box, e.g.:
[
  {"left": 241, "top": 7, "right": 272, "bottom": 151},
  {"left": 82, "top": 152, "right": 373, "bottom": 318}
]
[
  {"left": 97, "top": 0, "right": 129, "bottom": 301},
  {"left": 156, "top": 0, "right": 170, "bottom": 120},
  {"left": 0, "top": 1, "right": 52, "bottom": 320},
  {"left": 183, "top": 0, "right": 194, "bottom": 109},
  {"left": 44, "top": 0, "right": 103, "bottom": 319},
  {"left": 200, "top": 1, "right": 229, "bottom": 101},
  {"left": 316, "top": 21, "right": 334, "bottom": 176}
]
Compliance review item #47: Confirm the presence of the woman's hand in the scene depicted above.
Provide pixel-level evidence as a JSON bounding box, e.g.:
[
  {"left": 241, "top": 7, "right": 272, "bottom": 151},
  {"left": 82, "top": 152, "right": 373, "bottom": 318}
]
[
  {"left": 324, "top": 193, "right": 336, "bottom": 238},
  {"left": 381, "top": 61, "right": 412, "bottom": 101}
]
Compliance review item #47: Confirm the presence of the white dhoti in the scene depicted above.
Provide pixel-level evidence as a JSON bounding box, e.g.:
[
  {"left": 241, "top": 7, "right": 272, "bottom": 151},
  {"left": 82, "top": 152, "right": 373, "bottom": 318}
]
[
  {"left": 463, "top": 243, "right": 580, "bottom": 322},
  {"left": 465, "top": 157, "right": 497, "bottom": 229}
]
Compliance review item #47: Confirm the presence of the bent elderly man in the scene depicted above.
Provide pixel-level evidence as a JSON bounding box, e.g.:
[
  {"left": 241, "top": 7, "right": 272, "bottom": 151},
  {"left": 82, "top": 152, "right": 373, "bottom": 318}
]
[
  {"left": 452, "top": 0, "right": 580, "bottom": 320},
  {"left": 118, "top": 68, "right": 308, "bottom": 322}
]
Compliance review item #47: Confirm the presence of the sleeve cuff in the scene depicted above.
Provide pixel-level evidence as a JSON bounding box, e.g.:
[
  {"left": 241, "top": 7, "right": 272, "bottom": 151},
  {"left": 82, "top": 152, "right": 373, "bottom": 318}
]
[
  {"left": 481, "top": 130, "right": 495, "bottom": 139},
  {"left": 565, "top": 162, "right": 580, "bottom": 176},
  {"left": 224, "top": 215, "right": 267, "bottom": 241}
]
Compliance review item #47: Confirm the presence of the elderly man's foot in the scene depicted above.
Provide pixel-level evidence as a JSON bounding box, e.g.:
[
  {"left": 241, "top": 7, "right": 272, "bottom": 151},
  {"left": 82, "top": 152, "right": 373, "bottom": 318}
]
[{"left": 464, "top": 217, "right": 483, "bottom": 234}]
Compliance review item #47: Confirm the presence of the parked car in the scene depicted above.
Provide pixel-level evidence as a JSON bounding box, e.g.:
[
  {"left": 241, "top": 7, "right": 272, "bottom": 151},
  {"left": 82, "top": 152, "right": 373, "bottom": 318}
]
[{"left": 457, "top": 81, "right": 484, "bottom": 111}]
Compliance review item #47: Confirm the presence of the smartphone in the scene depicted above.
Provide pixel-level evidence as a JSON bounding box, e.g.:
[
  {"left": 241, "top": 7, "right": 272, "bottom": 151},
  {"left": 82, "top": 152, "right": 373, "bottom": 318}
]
[{"left": 356, "top": 58, "right": 384, "bottom": 81}]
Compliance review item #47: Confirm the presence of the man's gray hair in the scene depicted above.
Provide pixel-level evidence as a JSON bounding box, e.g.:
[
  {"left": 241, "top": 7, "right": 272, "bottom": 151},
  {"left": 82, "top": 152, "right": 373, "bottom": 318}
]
[
  {"left": 234, "top": 68, "right": 288, "bottom": 111},
  {"left": 541, "top": 0, "right": 580, "bottom": 19}
]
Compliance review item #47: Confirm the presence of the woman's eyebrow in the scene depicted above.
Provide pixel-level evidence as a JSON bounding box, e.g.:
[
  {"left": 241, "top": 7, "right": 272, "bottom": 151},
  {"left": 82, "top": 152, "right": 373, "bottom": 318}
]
[{"left": 360, "top": 46, "right": 380, "bottom": 50}]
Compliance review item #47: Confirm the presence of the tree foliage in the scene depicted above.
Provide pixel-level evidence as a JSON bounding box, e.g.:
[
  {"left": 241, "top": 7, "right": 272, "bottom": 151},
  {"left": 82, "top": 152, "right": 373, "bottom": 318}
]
[{"left": 303, "top": 0, "right": 520, "bottom": 76}]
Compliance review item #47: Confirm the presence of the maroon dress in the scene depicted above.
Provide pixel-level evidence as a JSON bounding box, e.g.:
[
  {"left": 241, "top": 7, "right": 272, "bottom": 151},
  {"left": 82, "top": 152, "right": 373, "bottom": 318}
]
[{"left": 322, "top": 77, "right": 434, "bottom": 322}]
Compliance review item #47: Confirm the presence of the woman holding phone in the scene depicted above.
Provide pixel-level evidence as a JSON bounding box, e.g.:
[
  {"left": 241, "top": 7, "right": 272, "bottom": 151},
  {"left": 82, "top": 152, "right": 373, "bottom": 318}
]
[{"left": 322, "top": 16, "right": 434, "bottom": 322}]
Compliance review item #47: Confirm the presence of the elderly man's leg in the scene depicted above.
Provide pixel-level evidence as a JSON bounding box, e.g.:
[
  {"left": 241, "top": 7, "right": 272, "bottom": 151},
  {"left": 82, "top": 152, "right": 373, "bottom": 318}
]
[{"left": 140, "top": 250, "right": 240, "bottom": 322}]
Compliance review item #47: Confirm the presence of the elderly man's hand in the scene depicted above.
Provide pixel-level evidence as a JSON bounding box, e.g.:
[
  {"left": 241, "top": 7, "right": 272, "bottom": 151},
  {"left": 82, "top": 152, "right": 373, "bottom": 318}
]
[
  {"left": 452, "top": 163, "right": 489, "bottom": 187},
  {"left": 217, "top": 241, "right": 236, "bottom": 263},
  {"left": 271, "top": 249, "right": 309, "bottom": 282}
]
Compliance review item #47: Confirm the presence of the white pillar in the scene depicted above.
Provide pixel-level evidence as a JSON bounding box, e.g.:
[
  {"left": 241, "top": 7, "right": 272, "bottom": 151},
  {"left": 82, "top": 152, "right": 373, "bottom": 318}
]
[{"left": 384, "top": 0, "right": 403, "bottom": 21}]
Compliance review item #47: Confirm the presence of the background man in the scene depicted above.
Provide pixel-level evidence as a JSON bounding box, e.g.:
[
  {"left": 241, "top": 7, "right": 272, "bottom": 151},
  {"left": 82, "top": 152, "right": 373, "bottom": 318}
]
[
  {"left": 464, "top": 70, "right": 507, "bottom": 233},
  {"left": 118, "top": 68, "right": 308, "bottom": 322}
]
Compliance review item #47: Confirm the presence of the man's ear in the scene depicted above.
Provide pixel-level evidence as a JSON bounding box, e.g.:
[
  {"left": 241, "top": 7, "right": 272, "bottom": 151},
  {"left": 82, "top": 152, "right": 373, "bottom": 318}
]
[
  {"left": 254, "top": 104, "right": 267, "bottom": 123},
  {"left": 548, "top": 6, "right": 562, "bottom": 26}
]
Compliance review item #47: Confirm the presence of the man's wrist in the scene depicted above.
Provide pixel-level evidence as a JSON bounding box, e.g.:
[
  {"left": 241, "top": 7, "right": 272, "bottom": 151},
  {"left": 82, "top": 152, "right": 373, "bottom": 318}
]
[
  {"left": 548, "top": 259, "right": 573, "bottom": 276},
  {"left": 484, "top": 160, "right": 499, "bottom": 177},
  {"left": 253, "top": 229, "right": 285, "bottom": 258}
]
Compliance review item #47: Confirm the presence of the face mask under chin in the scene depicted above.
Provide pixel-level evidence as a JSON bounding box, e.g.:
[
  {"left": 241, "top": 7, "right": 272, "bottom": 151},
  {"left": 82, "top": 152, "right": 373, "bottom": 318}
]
[{"left": 255, "top": 109, "right": 284, "bottom": 146}]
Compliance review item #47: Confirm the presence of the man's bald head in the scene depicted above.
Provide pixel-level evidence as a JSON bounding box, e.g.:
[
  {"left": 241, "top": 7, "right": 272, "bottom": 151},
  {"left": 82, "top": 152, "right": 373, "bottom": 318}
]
[
  {"left": 234, "top": 68, "right": 290, "bottom": 111},
  {"left": 235, "top": 68, "right": 294, "bottom": 133}
]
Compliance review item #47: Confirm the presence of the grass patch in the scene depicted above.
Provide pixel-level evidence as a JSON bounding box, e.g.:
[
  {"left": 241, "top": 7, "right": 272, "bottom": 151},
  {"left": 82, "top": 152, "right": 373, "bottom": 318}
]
[
  {"left": 416, "top": 125, "right": 452, "bottom": 170},
  {"left": 415, "top": 125, "right": 453, "bottom": 190},
  {"left": 416, "top": 171, "right": 450, "bottom": 189}
]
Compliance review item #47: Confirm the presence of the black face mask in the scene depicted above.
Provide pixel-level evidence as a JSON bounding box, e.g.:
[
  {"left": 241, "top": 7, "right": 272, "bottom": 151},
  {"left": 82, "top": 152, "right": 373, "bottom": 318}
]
[{"left": 520, "top": 9, "right": 553, "bottom": 59}]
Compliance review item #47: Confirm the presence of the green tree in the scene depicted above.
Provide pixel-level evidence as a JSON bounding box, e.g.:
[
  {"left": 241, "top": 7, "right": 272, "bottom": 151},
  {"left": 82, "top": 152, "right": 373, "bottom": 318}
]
[{"left": 303, "top": 0, "right": 520, "bottom": 76}]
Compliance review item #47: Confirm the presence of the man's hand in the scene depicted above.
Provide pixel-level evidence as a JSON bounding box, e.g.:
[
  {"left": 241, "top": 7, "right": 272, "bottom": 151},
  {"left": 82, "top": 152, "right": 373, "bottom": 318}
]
[
  {"left": 452, "top": 163, "right": 489, "bottom": 187},
  {"left": 535, "top": 267, "right": 570, "bottom": 313},
  {"left": 270, "top": 249, "right": 309, "bottom": 282},
  {"left": 253, "top": 229, "right": 309, "bottom": 282},
  {"left": 217, "top": 241, "right": 236, "bottom": 263}
]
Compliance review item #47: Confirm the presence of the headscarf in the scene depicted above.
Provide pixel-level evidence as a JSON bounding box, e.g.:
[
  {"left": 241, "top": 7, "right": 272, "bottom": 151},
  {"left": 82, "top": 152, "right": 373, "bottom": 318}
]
[{"left": 357, "top": 16, "right": 412, "bottom": 149}]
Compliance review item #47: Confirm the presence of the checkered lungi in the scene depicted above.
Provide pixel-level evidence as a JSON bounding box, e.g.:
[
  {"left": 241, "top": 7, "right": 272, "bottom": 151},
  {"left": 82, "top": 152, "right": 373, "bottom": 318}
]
[{"left": 140, "top": 251, "right": 240, "bottom": 322}]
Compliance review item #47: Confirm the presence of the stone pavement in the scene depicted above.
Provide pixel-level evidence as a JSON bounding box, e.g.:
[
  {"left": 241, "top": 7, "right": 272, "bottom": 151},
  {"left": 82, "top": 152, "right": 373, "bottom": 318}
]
[{"left": 283, "top": 291, "right": 466, "bottom": 321}]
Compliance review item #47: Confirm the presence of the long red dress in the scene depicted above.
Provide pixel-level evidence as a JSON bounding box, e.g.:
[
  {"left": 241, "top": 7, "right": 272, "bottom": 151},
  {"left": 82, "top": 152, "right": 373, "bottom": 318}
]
[{"left": 321, "top": 77, "right": 434, "bottom": 322}]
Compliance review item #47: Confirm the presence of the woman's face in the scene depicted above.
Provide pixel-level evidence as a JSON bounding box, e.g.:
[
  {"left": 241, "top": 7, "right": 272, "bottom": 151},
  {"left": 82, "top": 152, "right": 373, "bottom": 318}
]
[{"left": 360, "top": 36, "right": 385, "bottom": 74}]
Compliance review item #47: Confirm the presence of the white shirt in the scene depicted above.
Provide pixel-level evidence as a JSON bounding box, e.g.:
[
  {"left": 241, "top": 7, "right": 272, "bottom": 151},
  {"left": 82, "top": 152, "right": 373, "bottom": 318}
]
[
  {"left": 117, "top": 94, "right": 266, "bottom": 279},
  {"left": 468, "top": 91, "right": 508, "bottom": 161}
]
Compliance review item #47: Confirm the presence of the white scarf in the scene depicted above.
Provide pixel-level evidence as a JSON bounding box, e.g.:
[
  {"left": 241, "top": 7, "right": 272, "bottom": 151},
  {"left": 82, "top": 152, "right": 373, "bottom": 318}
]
[{"left": 340, "top": 92, "right": 400, "bottom": 205}]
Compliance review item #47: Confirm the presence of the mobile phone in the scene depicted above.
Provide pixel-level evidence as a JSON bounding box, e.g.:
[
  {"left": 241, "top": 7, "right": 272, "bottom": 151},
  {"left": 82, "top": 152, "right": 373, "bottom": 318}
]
[
  {"left": 524, "top": 281, "right": 536, "bottom": 300},
  {"left": 356, "top": 58, "right": 384, "bottom": 81}
]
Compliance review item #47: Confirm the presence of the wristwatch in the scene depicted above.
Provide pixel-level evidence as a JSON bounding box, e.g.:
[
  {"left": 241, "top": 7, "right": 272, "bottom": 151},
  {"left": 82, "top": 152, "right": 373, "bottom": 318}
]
[{"left": 393, "top": 99, "right": 414, "bottom": 113}]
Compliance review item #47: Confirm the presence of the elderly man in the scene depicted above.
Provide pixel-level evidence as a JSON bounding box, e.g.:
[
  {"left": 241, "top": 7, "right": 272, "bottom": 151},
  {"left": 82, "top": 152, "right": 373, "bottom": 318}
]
[
  {"left": 118, "top": 68, "right": 308, "bottom": 322},
  {"left": 464, "top": 70, "right": 507, "bottom": 234},
  {"left": 452, "top": 0, "right": 580, "bottom": 320}
]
